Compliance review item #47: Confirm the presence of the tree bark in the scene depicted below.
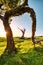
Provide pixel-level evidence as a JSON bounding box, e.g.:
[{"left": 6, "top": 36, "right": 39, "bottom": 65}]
[
  {"left": 0, "top": 5, "right": 36, "bottom": 53},
  {"left": 0, "top": 15, "right": 16, "bottom": 53},
  {"left": 4, "top": 5, "right": 36, "bottom": 43}
]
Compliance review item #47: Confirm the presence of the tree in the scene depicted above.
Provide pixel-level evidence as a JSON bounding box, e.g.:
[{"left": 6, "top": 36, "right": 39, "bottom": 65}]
[
  {"left": 18, "top": 27, "right": 26, "bottom": 38},
  {"left": 0, "top": 0, "right": 36, "bottom": 53}
]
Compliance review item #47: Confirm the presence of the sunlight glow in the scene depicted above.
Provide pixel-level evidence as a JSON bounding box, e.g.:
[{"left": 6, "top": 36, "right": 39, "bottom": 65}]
[
  {"left": 0, "top": 27, "right": 6, "bottom": 37},
  {"left": 0, "top": 16, "right": 32, "bottom": 38},
  {"left": 0, "top": 20, "right": 6, "bottom": 37}
]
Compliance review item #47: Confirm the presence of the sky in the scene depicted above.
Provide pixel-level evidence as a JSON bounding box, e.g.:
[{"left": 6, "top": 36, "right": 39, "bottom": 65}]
[{"left": 0, "top": 0, "right": 43, "bottom": 37}]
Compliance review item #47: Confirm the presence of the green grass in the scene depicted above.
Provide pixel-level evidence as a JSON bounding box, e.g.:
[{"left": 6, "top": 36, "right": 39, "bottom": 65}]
[{"left": 0, "top": 37, "right": 43, "bottom": 65}]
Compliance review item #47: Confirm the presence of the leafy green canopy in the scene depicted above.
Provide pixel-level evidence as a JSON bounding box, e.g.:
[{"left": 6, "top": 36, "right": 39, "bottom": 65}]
[{"left": 0, "top": 0, "right": 23, "bottom": 9}]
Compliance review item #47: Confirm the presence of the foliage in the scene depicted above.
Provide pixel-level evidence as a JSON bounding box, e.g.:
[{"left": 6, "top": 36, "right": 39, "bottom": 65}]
[{"left": 0, "top": 0, "right": 22, "bottom": 9}]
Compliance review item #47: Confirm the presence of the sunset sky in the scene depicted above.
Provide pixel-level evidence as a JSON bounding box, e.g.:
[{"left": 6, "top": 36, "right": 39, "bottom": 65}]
[{"left": 0, "top": 0, "right": 43, "bottom": 37}]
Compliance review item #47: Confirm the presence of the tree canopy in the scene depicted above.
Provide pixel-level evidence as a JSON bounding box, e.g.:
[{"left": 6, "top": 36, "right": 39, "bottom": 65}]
[
  {"left": 0, "top": 0, "right": 24, "bottom": 9},
  {"left": 0, "top": 0, "right": 36, "bottom": 53}
]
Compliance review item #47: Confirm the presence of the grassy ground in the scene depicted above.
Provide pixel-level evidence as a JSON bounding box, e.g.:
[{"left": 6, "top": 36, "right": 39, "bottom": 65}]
[{"left": 0, "top": 37, "right": 43, "bottom": 65}]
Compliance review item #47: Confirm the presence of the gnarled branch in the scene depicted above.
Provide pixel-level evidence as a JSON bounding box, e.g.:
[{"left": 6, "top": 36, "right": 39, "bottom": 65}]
[{"left": 4, "top": 5, "right": 36, "bottom": 43}]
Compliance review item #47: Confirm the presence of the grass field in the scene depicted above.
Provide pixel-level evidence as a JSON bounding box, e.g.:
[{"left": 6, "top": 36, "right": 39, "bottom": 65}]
[{"left": 0, "top": 37, "right": 43, "bottom": 65}]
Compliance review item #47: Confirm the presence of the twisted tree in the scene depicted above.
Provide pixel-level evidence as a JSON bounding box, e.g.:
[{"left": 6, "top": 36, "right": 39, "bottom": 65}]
[
  {"left": 18, "top": 27, "right": 26, "bottom": 38},
  {"left": 0, "top": 0, "right": 36, "bottom": 53}
]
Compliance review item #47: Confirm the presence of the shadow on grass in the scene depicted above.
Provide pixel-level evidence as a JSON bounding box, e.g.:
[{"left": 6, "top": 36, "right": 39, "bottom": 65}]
[
  {"left": 33, "top": 46, "right": 43, "bottom": 53},
  {"left": 0, "top": 46, "right": 43, "bottom": 65},
  {"left": 14, "top": 37, "right": 31, "bottom": 44},
  {"left": 0, "top": 37, "right": 43, "bottom": 65},
  {"left": 20, "top": 47, "right": 43, "bottom": 65},
  {"left": 0, "top": 50, "right": 25, "bottom": 65},
  {"left": 14, "top": 40, "right": 24, "bottom": 43},
  {"left": 14, "top": 38, "right": 25, "bottom": 43}
]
